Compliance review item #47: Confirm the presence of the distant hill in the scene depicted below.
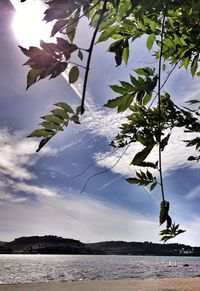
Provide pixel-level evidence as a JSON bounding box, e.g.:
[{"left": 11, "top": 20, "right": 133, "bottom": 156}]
[
  {"left": 0, "top": 235, "right": 94, "bottom": 255},
  {"left": 0, "top": 235, "right": 199, "bottom": 256}
]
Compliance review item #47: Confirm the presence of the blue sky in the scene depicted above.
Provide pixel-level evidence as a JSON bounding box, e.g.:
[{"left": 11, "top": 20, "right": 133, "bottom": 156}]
[{"left": 0, "top": 0, "right": 199, "bottom": 246}]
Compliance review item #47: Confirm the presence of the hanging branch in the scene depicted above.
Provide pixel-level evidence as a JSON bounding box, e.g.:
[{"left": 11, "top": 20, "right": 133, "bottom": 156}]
[
  {"left": 157, "top": 1, "right": 168, "bottom": 203},
  {"left": 80, "top": 143, "right": 130, "bottom": 193},
  {"left": 81, "top": 0, "right": 108, "bottom": 114},
  {"left": 72, "top": 148, "right": 118, "bottom": 178}
]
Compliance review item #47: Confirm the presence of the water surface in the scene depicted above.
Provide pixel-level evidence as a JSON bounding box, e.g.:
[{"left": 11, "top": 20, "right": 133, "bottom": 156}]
[{"left": 0, "top": 255, "right": 200, "bottom": 284}]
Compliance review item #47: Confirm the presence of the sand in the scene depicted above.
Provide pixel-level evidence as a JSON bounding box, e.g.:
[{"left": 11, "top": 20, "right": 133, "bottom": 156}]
[{"left": 0, "top": 278, "right": 200, "bottom": 291}]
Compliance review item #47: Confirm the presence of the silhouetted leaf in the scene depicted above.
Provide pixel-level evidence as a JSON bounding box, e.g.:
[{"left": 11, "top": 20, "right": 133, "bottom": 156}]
[
  {"left": 131, "top": 146, "right": 153, "bottom": 165},
  {"left": 36, "top": 137, "right": 52, "bottom": 152},
  {"left": 78, "top": 50, "right": 83, "bottom": 61},
  {"left": 51, "top": 19, "right": 68, "bottom": 37},
  {"left": 159, "top": 201, "right": 170, "bottom": 225}
]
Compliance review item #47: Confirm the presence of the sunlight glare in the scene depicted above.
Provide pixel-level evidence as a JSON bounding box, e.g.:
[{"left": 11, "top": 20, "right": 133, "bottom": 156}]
[{"left": 11, "top": 0, "right": 54, "bottom": 47}]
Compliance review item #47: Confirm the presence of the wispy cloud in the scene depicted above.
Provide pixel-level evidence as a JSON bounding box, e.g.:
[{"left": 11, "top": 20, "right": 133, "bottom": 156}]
[
  {"left": 186, "top": 185, "right": 200, "bottom": 200},
  {"left": 0, "top": 127, "right": 59, "bottom": 203},
  {"left": 81, "top": 109, "right": 200, "bottom": 177},
  {"left": 13, "top": 182, "right": 58, "bottom": 197},
  {"left": 0, "top": 192, "right": 159, "bottom": 243},
  {"left": 0, "top": 128, "right": 56, "bottom": 181}
]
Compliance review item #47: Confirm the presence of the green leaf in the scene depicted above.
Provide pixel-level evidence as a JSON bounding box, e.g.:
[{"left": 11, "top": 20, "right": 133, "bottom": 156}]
[
  {"left": 97, "top": 26, "right": 118, "bottom": 43},
  {"left": 55, "top": 102, "right": 74, "bottom": 113},
  {"left": 41, "top": 114, "right": 64, "bottom": 125},
  {"left": 28, "top": 129, "right": 53, "bottom": 138},
  {"left": 52, "top": 108, "right": 69, "bottom": 119},
  {"left": 143, "top": 93, "right": 152, "bottom": 106},
  {"left": 40, "top": 122, "right": 60, "bottom": 131},
  {"left": 134, "top": 67, "right": 155, "bottom": 76},
  {"left": 191, "top": 54, "right": 199, "bottom": 77},
  {"left": 146, "top": 34, "right": 155, "bottom": 51},
  {"left": 69, "top": 66, "right": 79, "bottom": 83},
  {"left": 122, "top": 39, "right": 129, "bottom": 65},
  {"left": 26, "top": 69, "right": 42, "bottom": 90},
  {"left": 131, "top": 146, "right": 153, "bottom": 165},
  {"left": 109, "top": 85, "right": 125, "bottom": 94},
  {"left": 71, "top": 114, "right": 80, "bottom": 124}
]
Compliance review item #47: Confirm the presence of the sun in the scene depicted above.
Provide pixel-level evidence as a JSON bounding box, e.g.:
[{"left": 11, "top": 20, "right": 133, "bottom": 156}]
[{"left": 11, "top": 0, "right": 54, "bottom": 47}]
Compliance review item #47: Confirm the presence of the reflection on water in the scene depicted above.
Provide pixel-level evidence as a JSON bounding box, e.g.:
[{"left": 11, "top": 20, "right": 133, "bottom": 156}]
[{"left": 0, "top": 254, "right": 200, "bottom": 284}]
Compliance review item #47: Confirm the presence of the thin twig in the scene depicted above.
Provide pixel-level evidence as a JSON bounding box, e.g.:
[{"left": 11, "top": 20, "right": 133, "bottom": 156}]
[
  {"left": 81, "top": 0, "right": 108, "bottom": 114},
  {"left": 68, "top": 61, "right": 86, "bottom": 69},
  {"left": 72, "top": 148, "right": 118, "bottom": 178},
  {"left": 59, "top": 0, "right": 102, "bottom": 35},
  {"left": 80, "top": 143, "right": 130, "bottom": 193},
  {"left": 149, "top": 62, "right": 178, "bottom": 108}
]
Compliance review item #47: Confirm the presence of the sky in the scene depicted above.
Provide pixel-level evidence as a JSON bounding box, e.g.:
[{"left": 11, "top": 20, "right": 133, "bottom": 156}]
[{"left": 0, "top": 0, "right": 199, "bottom": 246}]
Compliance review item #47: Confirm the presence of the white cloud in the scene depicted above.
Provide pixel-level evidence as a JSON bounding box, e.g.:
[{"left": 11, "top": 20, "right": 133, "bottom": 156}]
[
  {"left": 0, "top": 192, "right": 159, "bottom": 243},
  {"left": 0, "top": 192, "right": 27, "bottom": 203},
  {"left": 90, "top": 126, "right": 200, "bottom": 177},
  {"left": 0, "top": 128, "right": 60, "bottom": 204},
  {"left": 13, "top": 182, "right": 58, "bottom": 197},
  {"left": 0, "top": 128, "right": 56, "bottom": 181},
  {"left": 186, "top": 185, "right": 200, "bottom": 200}
]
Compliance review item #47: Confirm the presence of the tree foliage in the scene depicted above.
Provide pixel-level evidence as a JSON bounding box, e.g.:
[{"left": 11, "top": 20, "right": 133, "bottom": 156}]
[{"left": 19, "top": 0, "right": 200, "bottom": 242}]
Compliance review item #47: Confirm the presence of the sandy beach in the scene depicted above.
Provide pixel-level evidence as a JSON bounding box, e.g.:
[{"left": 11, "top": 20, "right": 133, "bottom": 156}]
[{"left": 0, "top": 278, "right": 200, "bottom": 291}]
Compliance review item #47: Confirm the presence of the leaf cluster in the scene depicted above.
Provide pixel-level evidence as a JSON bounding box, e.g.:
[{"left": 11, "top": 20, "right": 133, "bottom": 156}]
[
  {"left": 28, "top": 102, "right": 80, "bottom": 152},
  {"left": 127, "top": 170, "right": 157, "bottom": 191},
  {"left": 20, "top": 38, "right": 80, "bottom": 89},
  {"left": 105, "top": 67, "right": 157, "bottom": 112}
]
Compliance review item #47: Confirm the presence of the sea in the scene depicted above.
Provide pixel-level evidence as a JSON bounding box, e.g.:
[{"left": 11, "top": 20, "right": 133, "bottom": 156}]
[{"left": 0, "top": 255, "right": 200, "bottom": 284}]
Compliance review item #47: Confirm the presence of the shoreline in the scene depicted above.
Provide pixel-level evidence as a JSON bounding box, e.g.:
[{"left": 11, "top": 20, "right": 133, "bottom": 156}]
[{"left": 0, "top": 278, "right": 200, "bottom": 291}]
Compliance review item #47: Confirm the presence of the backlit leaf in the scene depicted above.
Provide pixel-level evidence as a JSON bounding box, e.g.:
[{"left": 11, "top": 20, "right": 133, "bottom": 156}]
[
  {"left": 69, "top": 66, "right": 79, "bottom": 83},
  {"left": 146, "top": 34, "right": 155, "bottom": 51},
  {"left": 55, "top": 102, "right": 74, "bottom": 113},
  {"left": 28, "top": 129, "right": 53, "bottom": 138}
]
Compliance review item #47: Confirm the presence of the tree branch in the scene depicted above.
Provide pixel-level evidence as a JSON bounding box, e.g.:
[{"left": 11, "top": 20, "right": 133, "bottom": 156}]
[
  {"left": 81, "top": 0, "right": 108, "bottom": 114},
  {"left": 158, "top": 1, "right": 168, "bottom": 202}
]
